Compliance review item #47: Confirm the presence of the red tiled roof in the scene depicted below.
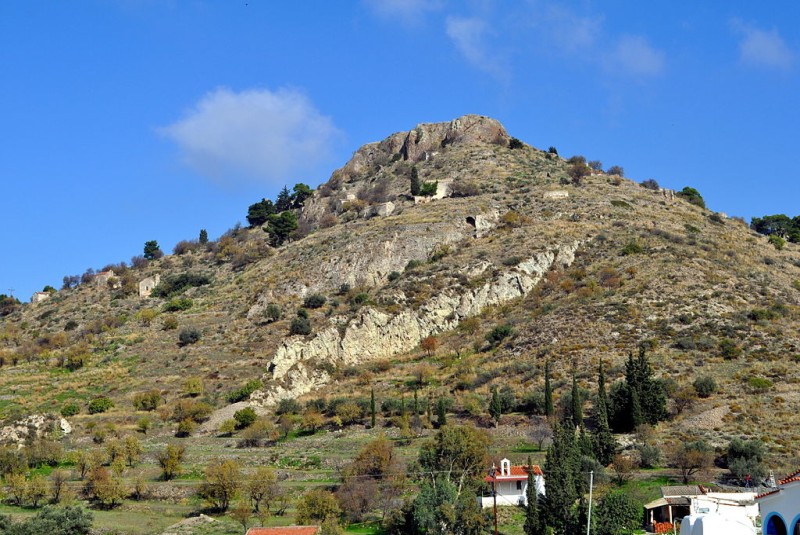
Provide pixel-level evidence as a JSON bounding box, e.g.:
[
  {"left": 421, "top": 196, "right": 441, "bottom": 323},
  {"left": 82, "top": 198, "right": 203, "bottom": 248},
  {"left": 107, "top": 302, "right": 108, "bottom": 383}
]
[
  {"left": 246, "top": 527, "right": 320, "bottom": 535},
  {"left": 778, "top": 469, "right": 800, "bottom": 485},
  {"left": 485, "top": 464, "right": 543, "bottom": 482},
  {"left": 755, "top": 488, "right": 780, "bottom": 500}
]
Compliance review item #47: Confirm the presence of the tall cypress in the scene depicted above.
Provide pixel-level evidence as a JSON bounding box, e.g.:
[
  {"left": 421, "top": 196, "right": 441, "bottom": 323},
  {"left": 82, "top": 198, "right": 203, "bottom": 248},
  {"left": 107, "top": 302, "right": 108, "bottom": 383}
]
[
  {"left": 490, "top": 387, "right": 502, "bottom": 427},
  {"left": 370, "top": 388, "right": 376, "bottom": 429},
  {"left": 593, "top": 361, "right": 617, "bottom": 465},
  {"left": 543, "top": 421, "right": 580, "bottom": 533},
  {"left": 570, "top": 373, "right": 582, "bottom": 428},
  {"left": 436, "top": 397, "right": 447, "bottom": 427},
  {"left": 544, "top": 361, "right": 554, "bottom": 418},
  {"left": 524, "top": 455, "right": 544, "bottom": 535}
]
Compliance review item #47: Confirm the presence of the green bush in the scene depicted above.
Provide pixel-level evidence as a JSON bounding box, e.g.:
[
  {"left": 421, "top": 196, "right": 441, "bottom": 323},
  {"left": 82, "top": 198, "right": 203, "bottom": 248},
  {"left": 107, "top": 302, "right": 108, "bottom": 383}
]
[
  {"left": 163, "top": 298, "right": 193, "bottom": 312},
  {"left": 768, "top": 234, "right": 786, "bottom": 250},
  {"left": 178, "top": 327, "right": 201, "bottom": 346},
  {"left": 747, "top": 377, "right": 773, "bottom": 392},
  {"left": 719, "top": 338, "right": 742, "bottom": 359},
  {"left": 548, "top": 146, "right": 558, "bottom": 155},
  {"left": 303, "top": 294, "right": 327, "bottom": 309},
  {"left": 419, "top": 181, "right": 438, "bottom": 197},
  {"left": 640, "top": 179, "right": 660, "bottom": 190},
  {"left": 387, "top": 271, "right": 401, "bottom": 281},
  {"left": 693, "top": 376, "right": 717, "bottom": 398},
  {"left": 151, "top": 273, "right": 211, "bottom": 298},
  {"left": 132, "top": 390, "right": 162, "bottom": 411},
  {"left": 485, "top": 324, "right": 514, "bottom": 347},
  {"left": 621, "top": 241, "right": 643, "bottom": 255},
  {"left": 290, "top": 317, "right": 312, "bottom": 336},
  {"left": 677, "top": 186, "right": 706, "bottom": 209},
  {"left": 60, "top": 402, "right": 80, "bottom": 417},
  {"left": 234, "top": 407, "right": 257, "bottom": 429},
  {"left": 264, "top": 303, "right": 282, "bottom": 322},
  {"left": 227, "top": 380, "right": 263, "bottom": 403},
  {"left": 162, "top": 315, "right": 179, "bottom": 330},
  {"left": 88, "top": 397, "right": 114, "bottom": 414},
  {"left": 508, "top": 138, "right": 524, "bottom": 149}
]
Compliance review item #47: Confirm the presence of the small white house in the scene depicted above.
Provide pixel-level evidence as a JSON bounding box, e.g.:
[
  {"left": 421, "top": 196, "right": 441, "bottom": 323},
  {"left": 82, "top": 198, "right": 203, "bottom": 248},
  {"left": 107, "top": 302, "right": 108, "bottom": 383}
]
[
  {"left": 31, "top": 291, "right": 51, "bottom": 304},
  {"left": 480, "top": 458, "right": 545, "bottom": 508},
  {"left": 756, "top": 469, "right": 800, "bottom": 535},
  {"left": 138, "top": 274, "right": 161, "bottom": 297}
]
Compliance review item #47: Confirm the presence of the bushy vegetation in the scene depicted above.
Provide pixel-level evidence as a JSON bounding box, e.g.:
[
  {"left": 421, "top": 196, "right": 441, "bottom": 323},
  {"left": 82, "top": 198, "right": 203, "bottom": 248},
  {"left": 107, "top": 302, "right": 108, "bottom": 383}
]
[{"left": 151, "top": 273, "right": 211, "bottom": 298}]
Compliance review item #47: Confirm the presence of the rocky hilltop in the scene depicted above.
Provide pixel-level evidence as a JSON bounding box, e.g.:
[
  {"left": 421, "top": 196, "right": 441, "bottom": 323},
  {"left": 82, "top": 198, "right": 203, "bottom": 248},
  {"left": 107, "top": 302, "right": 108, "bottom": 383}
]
[{"left": 1, "top": 114, "right": 799, "bottom": 466}]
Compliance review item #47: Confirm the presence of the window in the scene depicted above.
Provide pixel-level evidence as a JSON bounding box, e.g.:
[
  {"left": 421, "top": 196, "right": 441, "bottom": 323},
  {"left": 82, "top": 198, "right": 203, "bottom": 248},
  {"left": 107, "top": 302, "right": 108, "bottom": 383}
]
[{"left": 516, "top": 481, "right": 522, "bottom": 491}]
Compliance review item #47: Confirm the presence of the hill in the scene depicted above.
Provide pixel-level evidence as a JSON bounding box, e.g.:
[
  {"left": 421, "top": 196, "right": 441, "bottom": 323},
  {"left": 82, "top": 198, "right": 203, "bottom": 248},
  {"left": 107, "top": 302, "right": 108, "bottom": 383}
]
[{"left": 1, "top": 113, "right": 799, "bottom": 469}]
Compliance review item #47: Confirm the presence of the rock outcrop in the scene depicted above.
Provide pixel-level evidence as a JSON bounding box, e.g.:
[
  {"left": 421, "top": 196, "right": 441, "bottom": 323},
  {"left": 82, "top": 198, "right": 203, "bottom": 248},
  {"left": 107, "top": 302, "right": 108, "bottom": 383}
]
[
  {"left": 253, "top": 240, "right": 580, "bottom": 406},
  {"left": 0, "top": 414, "right": 71, "bottom": 447}
]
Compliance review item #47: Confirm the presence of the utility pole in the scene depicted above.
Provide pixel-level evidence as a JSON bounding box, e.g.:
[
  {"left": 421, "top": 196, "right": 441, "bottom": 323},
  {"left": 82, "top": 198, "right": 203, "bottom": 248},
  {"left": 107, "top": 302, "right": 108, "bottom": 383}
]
[
  {"left": 489, "top": 466, "right": 498, "bottom": 535},
  {"left": 587, "top": 470, "right": 594, "bottom": 535}
]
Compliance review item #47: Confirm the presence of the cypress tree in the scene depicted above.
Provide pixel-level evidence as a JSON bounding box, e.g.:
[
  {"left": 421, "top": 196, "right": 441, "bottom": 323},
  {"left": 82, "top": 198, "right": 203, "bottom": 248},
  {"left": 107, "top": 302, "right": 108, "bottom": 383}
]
[
  {"left": 199, "top": 229, "right": 208, "bottom": 244},
  {"left": 544, "top": 361, "right": 554, "bottom": 418},
  {"left": 593, "top": 361, "right": 617, "bottom": 465},
  {"left": 570, "top": 373, "right": 582, "bottom": 428},
  {"left": 543, "top": 421, "right": 580, "bottom": 533},
  {"left": 436, "top": 397, "right": 447, "bottom": 427},
  {"left": 370, "top": 388, "right": 376, "bottom": 429},
  {"left": 489, "top": 387, "right": 502, "bottom": 427},
  {"left": 524, "top": 455, "right": 544, "bottom": 535}
]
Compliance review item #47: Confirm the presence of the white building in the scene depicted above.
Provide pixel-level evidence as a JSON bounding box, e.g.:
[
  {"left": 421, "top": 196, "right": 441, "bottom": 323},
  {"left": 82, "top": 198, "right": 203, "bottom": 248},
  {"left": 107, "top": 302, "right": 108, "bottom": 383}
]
[
  {"left": 756, "top": 469, "right": 800, "bottom": 535},
  {"left": 480, "top": 458, "right": 545, "bottom": 508}
]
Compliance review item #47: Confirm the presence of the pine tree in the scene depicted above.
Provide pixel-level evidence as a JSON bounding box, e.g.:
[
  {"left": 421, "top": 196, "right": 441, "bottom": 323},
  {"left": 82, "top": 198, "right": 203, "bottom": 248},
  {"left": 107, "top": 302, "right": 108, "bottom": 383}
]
[
  {"left": 275, "top": 186, "right": 293, "bottom": 212},
  {"left": 544, "top": 361, "right": 554, "bottom": 418},
  {"left": 199, "top": 229, "right": 208, "bottom": 244}
]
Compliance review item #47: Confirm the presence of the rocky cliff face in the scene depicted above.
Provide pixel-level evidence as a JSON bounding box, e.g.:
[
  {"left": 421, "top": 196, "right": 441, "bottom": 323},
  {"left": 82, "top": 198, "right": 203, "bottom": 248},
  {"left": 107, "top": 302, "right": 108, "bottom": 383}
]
[{"left": 252, "top": 240, "right": 580, "bottom": 406}]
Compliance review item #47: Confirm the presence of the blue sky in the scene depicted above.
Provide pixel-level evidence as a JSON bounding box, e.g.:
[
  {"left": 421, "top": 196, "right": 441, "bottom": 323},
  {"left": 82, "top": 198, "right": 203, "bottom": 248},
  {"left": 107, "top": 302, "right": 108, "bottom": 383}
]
[{"left": 2, "top": 1, "right": 799, "bottom": 301}]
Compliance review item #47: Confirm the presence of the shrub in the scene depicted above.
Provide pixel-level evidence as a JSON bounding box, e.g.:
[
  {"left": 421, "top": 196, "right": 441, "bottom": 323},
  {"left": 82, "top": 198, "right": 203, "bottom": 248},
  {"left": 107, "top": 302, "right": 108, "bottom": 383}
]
[
  {"left": 290, "top": 317, "right": 312, "bottom": 336},
  {"left": 677, "top": 186, "right": 706, "bottom": 209},
  {"left": 637, "top": 443, "right": 661, "bottom": 468},
  {"left": 548, "top": 146, "right": 558, "bottom": 155},
  {"left": 450, "top": 180, "right": 480, "bottom": 197},
  {"left": 61, "top": 402, "right": 80, "bottom": 417},
  {"left": 133, "top": 390, "right": 162, "bottom": 411},
  {"left": 151, "top": 273, "right": 211, "bottom": 298},
  {"left": 485, "top": 324, "right": 513, "bottom": 347},
  {"left": 693, "top": 376, "right": 717, "bottom": 398},
  {"left": 227, "top": 380, "right": 263, "bottom": 403},
  {"left": 747, "top": 377, "right": 773, "bottom": 392},
  {"left": 303, "top": 294, "right": 327, "bottom": 309},
  {"left": 419, "top": 181, "right": 438, "bottom": 197},
  {"left": 508, "top": 137, "right": 524, "bottom": 149},
  {"left": 719, "top": 338, "right": 742, "bottom": 360},
  {"left": 64, "top": 320, "right": 79, "bottom": 331},
  {"left": 350, "top": 293, "right": 370, "bottom": 305},
  {"left": 178, "top": 327, "right": 201, "bottom": 346},
  {"left": 234, "top": 407, "right": 258, "bottom": 429},
  {"left": 163, "top": 298, "right": 193, "bottom": 312},
  {"left": 768, "top": 234, "right": 786, "bottom": 250},
  {"left": 606, "top": 165, "right": 624, "bottom": 177},
  {"left": 387, "top": 271, "right": 401, "bottom": 282},
  {"left": 264, "top": 303, "right": 282, "bottom": 322},
  {"left": 621, "top": 241, "right": 643, "bottom": 255},
  {"left": 88, "top": 397, "right": 114, "bottom": 414},
  {"left": 640, "top": 179, "right": 660, "bottom": 190},
  {"left": 162, "top": 315, "right": 179, "bottom": 330},
  {"left": 276, "top": 398, "right": 302, "bottom": 415}
]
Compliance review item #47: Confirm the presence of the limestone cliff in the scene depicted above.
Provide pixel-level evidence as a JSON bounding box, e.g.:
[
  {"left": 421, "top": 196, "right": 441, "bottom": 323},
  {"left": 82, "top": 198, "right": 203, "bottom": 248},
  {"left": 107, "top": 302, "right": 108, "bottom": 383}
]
[{"left": 252, "top": 240, "right": 580, "bottom": 406}]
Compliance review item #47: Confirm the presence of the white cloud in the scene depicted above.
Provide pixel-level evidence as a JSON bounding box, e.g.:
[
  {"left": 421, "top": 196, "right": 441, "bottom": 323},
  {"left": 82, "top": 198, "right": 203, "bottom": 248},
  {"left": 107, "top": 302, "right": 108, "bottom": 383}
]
[
  {"left": 445, "top": 16, "right": 508, "bottom": 81},
  {"left": 536, "top": 4, "right": 602, "bottom": 54},
  {"left": 731, "top": 19, "right": 794, "bottom": 70},
  {"left": 159, "top": 88, "right": 340, "bottom": 185},
  {"left": 604, "top": 35, "right": 665, "bottom": 78},
  {"left": 363, "top": 0, "right": 443, "bottom": 24}
]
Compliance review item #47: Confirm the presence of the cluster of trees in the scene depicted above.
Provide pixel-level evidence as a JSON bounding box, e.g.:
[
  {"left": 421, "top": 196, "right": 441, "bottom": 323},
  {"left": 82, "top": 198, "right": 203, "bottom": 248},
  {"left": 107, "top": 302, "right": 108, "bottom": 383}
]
[
  {"left": 751, "top": 213, "right": 800, "bottom": 244},
  {"left": 246, "top": 183, "right": 312, "bottom": 246}
]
